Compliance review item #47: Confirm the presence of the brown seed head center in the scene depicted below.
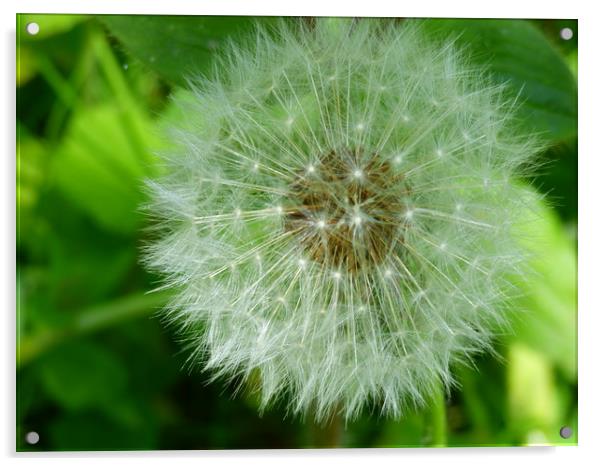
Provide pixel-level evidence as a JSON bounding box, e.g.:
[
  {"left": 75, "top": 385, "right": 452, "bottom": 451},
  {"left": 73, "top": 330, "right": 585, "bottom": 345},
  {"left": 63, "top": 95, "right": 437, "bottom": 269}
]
[{"left": 285, "top": 147, "right": 408, "bottom": 272}]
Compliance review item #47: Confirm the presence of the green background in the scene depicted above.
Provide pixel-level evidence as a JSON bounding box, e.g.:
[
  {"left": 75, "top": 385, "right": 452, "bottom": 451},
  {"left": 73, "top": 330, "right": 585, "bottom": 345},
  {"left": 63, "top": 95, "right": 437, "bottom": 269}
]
[{"left": 16, "top": 15, "right": 577, "bottom": 450}]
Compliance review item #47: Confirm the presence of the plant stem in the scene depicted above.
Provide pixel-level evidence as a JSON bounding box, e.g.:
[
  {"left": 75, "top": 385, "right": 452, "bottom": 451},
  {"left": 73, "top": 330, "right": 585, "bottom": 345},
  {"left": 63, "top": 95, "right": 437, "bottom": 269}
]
[
  {"left": 17, "top": 290, "right": 172, "bottom": 368},
  {"left": 93, "top": 31, "right": 153, "bottom": 170},
  {"left": 310, "top": 410, "right": 343, "bottom": 448},
  {"left": 429, "top": 378, "right": 448, "bottom": 447}
]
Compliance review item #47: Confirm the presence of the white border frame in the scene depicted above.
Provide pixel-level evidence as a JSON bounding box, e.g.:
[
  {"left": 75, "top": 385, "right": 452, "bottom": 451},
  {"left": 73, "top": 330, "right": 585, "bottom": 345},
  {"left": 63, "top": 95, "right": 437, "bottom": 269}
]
[{"left": 4, "top": 1, "right": 597, "bottom": 465}]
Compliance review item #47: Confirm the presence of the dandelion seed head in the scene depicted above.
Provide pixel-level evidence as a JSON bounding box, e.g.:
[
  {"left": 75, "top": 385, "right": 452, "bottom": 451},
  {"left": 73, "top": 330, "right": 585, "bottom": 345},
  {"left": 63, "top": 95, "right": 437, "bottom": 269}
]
[{"left": 145, "top": 18, "right": 543, "bottom": 422}]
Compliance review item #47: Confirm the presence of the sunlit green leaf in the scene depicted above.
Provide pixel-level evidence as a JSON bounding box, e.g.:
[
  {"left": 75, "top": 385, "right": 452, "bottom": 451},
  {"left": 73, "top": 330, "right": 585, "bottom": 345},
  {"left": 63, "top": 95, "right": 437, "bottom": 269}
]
[
  {"left": 507, "top": 342, "right": 560, "bottom": 443},
  {"left": 510, "top": 194, "right": 577, "bottom": 380},
  {"left": 51, "top": 104, "right": 157, "bottom": 235},
  {"left": 17, "top": 14, "right": 88, "bottom": 41}
]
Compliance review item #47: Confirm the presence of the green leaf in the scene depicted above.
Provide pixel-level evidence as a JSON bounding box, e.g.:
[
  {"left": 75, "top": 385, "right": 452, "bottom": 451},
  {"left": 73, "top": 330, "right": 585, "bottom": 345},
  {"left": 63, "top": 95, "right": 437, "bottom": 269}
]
[
  {"left": 51, "top": 104, "right": 156, "bottom": 235},
  {"left": 420, "top": 19, "right": 577, "bottom": 143},
  {"left": 100, "top": 15, "right": 270, "bottom": 86},
  {"left": 507, "top": 343, "right": 561, "bottom": 443},
  {"left": 510, "top": 191, "right": 577, "bottom": 380},
  {"left": 377, "top": 411, "right": 426, "bottom": 447},
  {"left": 17, "top": 124, "right": 46, "bottom": 228},
  {"left": 17, "top": 14, "right": 88, "bottom": 41},
  {"left": 39, "top": 340, "right": 128, "bottom": 411},
  {"left": 48, "top": 411, "right": 158, "bottom": 450}
]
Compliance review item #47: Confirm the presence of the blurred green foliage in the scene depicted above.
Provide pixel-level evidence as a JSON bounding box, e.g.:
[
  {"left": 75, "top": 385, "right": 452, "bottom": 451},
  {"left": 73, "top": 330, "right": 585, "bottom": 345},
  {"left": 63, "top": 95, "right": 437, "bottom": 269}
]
[{"left": 16, "top": 15, "right": 577, "bottom": 451}]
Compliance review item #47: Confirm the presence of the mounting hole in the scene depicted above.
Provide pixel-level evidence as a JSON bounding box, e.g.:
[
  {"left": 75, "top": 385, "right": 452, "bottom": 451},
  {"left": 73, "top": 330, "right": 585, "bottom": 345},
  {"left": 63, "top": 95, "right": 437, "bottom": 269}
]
[
  {"left": 560, "top": 27, "right": 573, "bottom": 41},
  {"left": 26, "top": 22, "right": 40, "bottom": 36},
  {"left": 25, "top": 431, "right": 39, "bottom": 445},
  {"left": 559, "top": 426, "right": 573, "bottom": 439}
]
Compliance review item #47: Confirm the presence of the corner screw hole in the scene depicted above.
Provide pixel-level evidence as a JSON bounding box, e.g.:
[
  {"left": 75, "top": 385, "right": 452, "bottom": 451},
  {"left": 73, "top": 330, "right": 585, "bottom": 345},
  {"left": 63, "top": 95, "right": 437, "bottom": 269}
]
[
  {"left": 26, "top": 22, "right": 40, "bottom": 36},
  {"left": 559, "top": 426, "right": 573, "bottom": 439},
  {"left": 560, "top": 28, "right": 573, "bottom": 41},
  {"left": 25, "top": 431, "right": 39, "bottom": 445}
]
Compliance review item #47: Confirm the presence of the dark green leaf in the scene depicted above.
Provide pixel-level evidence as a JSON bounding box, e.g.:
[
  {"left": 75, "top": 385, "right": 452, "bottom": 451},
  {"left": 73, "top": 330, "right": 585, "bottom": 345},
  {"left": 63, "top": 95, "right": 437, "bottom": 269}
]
[
  {"left": 49, "top": 411, "right": 158, "bottom": 450},
  {"left": 421, "top": 19, "right": 577, "bottom": 143},
  {"left": 101, "top": 15, "right": 268, "bottom": 86},
  {"left": 39, "top": 340, "right": 128, "bottom": 411}
]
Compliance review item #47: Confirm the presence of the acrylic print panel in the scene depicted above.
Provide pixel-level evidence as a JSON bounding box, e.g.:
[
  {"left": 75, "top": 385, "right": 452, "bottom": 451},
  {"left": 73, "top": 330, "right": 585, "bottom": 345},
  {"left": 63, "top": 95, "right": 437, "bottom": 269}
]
[{"left": 16, "top": 14, "right": 577, "bottom": 451}]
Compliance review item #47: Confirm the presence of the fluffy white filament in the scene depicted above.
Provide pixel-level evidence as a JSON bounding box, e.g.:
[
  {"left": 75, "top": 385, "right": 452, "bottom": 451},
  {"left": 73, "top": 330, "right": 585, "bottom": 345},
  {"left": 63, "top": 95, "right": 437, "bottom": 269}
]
[{"left": 144, "top": 19, "right": 541, "bottom": 421}]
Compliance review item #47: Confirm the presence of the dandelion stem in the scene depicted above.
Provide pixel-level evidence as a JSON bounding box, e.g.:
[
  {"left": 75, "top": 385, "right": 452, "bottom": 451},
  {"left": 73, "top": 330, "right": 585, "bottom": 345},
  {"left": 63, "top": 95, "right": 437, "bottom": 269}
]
[
  {"left": 310, "top": 411, "right": 343, "bottom": 448},
  {"left": 429, "top": 379, "right": 448, "bottom": 447}
]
